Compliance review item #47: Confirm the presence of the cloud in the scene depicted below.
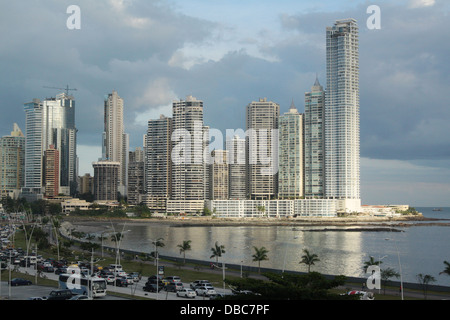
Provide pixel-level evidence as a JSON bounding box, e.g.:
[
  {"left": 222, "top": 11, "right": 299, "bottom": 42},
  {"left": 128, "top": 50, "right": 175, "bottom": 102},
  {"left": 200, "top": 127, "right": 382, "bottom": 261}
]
[{"left": 409, "top": 0, "right": 436, "bottom": 8}]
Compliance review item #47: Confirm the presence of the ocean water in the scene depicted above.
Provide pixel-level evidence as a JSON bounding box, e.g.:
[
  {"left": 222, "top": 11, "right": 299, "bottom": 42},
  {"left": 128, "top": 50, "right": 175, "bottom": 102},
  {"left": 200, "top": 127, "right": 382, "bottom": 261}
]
[{"left": 74, "top": 207, "right": 450, "bottom": 286}]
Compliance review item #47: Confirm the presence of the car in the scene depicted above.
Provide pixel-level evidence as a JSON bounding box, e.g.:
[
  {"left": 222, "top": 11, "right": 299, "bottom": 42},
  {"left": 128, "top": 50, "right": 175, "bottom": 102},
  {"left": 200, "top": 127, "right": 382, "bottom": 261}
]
[
  {"left": 190, "top": 280, "right": 211, "bottom": 289},
  {"left": 46, "top": 289, "right": 73, "bottom": 300},
  {"left": 176, "top": 288, "right": 196, "bottom": 298},
  {"left": 143, "top": 283, "right": 164, "bottom": 293},
  {"left": 69, "top": 295, "right": 92, "bottom": 300},
  {"left": 130, "top": 272, "right": 141, "bottom": 282},
  {"left": 195, "top": 284, "right": 217, "bottom": 297},
  {"left": 115, "top": 278, "right": 128, "bottom": 287},
  {"left": 10, "top": 278, "right": 32, "bottom": 286},
  {"left": 165, "top": 281, "right": 184, "bottom": 292},
  {"left": 104, "top": 275, "right": 115, "bottom": 284},
  {"left": 164, "top": 276, "right": 181, "bottom": 283},
  {"left": 124, "top": 275, "right": 134, "bottom": 285},
  {"left": 54, "top": 267, "right": 68, "bottom": 275}
]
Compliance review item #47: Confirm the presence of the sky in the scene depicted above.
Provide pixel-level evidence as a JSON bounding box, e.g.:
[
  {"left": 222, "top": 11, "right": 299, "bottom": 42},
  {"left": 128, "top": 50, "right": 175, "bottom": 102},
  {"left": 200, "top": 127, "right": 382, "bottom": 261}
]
[{"left": 1, "top": 0, "right": 449, "bottom": 207}]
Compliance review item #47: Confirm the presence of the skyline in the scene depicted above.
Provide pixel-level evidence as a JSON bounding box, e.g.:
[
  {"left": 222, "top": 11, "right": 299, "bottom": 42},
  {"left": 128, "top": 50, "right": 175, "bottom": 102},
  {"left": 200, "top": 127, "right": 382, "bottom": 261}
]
[{"left": 1, "top": 0, "right": 450, "bottom": 206}]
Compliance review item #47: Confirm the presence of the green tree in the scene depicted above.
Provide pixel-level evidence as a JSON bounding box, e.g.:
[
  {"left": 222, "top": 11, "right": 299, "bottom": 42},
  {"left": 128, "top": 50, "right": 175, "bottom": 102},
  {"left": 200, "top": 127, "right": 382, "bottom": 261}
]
[
  {"left": 299, "top": 249, "right": 320, "bottom": 273},
  {"left": 417, "top": 273, "right": 436, "bottom": 300},
  {"left": 380, "top": 267, "right": 400, "bottom": 295},
  {"left": 152, "top": 237, "right": 165, "bottom": 258},
  {"left": 177, "top": 240, "right": 192, "bottom": 264},
  {"left": 363, "top": 256, "right": 383, "bottom": 273},
  {"left": 252, "top": 246, "right": 269, "bottom": 274},
  {"left": 210, "top": 241, "right": 226, "bottom": 264},
  {"left": 439, "top": 260, "right": 450, "bottom": 277}
]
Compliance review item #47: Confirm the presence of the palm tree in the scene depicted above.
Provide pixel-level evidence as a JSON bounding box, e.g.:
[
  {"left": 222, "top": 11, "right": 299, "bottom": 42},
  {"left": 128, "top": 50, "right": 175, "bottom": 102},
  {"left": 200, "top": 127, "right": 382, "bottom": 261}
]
[
  {"left": 256, "top": 205, "right": 266, "bottom": 218},
  {"left": 152, "top": 237, "right": 165, "bottom": 257},
  {"left": 439, "top": 260, "right": 450, "bottom": 276},
  {"left": 363, "top": 256, "right": 383, "bottom": 273},
  {"left": 417, "top": 273, "right": 436, "bottom": 299},
  {"left": 210, "top": 241, "right": 226, "bottom": 264},
  {"left": 177, "top": 240, "right": 192, "bottom": 264},
  {"left": 380, "top": 268, "right": 400, "bottom": 295},
  {"left": 299, "top": 248, "right": 320, "bottom": 273},
  {"left": 252, "top": 246, "right": 269, "bottom": 274}
]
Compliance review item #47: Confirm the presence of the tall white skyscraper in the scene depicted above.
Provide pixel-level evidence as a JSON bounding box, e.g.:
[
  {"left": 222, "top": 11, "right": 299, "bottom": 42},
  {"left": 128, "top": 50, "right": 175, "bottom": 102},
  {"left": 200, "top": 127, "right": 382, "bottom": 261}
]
[
  {"left": 171, "top": 95, "right": 206, "bottom": 201},
  {"left": 325, "top": 19, "right": 360, "bottom": 209},
  {"left": 103, "top": 90, "right": 128, "bottom": 196}
]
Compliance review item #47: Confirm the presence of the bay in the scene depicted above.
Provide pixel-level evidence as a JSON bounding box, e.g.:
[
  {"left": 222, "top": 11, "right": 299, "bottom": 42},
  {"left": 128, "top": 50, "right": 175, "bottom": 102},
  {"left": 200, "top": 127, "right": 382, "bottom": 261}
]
[{"left": 72, "top": 207, "right": 450, "bottom": 287}]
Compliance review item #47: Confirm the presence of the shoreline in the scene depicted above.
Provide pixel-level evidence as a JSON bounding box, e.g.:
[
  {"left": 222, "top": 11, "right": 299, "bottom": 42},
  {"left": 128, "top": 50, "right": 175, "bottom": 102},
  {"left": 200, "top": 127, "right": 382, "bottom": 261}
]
[{"left": 64, "top": 213, "right": 450, "bottom": 229}]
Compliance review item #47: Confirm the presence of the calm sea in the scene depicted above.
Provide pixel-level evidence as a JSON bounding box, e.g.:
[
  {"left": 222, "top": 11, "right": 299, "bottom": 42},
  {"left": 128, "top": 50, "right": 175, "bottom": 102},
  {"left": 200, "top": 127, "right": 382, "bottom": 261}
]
[{"left": 73, "top": 207, "right": 450, "bottom": 286}]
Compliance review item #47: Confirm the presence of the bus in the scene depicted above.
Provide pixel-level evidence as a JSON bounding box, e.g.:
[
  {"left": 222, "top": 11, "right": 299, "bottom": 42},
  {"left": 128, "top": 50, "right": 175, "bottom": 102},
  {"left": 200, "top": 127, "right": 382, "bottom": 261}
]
[{"left": 58, "top": 273, "right": 107, "bottom": 298}]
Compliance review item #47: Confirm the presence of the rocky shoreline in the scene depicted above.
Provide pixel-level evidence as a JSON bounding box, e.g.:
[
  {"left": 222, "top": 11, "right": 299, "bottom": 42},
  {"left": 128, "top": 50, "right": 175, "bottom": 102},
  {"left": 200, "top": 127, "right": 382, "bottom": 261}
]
[{"left": 64, "top": 213, "right": 450, "bottom": 230}]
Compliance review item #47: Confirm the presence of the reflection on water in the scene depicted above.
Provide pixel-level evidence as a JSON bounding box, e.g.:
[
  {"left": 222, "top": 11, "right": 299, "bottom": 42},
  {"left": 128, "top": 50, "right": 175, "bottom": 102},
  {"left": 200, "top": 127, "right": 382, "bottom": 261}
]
[{"left": 69, "top": 208, "right": 450, "bottom": 286}]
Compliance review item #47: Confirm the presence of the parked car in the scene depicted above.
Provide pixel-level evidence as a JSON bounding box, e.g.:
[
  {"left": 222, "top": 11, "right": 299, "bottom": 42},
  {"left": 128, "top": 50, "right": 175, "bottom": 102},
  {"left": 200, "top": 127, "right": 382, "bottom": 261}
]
[
  {"left": 124, "top": 275, "right": 134, "bottom": 285},
  {"left": 176, "top": 288, "right": 196, "bottom": 299},
  {"left": 46, "top": 289, "right": 73, "bottom": 300},
  {"left": 190, "top": 280, "right": 211, "bottom": 289},
  {"left": 143, "top": 283, "right": 164, "bottom": 293},
  {"left": 195, "top": 284, "right": 216, "bottom": 297},
  {"left": 165, "top": 281, "right": 184, "bottom": 292},
  {"left": 10, "top": 278, "right": 32, "bottom": 286}
]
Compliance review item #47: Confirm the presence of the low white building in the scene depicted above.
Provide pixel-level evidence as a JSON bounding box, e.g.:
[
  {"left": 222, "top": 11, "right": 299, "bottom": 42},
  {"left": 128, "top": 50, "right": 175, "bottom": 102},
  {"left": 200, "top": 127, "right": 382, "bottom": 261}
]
[
  {"left": 61, "top": 198, "right": 92, "bottom": 215},
  {"left": 206, "top": 199, "right": 353, "bottom": 218}
]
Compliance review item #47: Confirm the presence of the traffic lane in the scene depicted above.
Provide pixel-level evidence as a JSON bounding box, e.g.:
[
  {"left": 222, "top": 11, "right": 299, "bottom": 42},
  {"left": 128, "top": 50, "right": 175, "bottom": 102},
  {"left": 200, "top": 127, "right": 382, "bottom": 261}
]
[{"left": 0, "top": 281, "right": 128, "bottom": 300}]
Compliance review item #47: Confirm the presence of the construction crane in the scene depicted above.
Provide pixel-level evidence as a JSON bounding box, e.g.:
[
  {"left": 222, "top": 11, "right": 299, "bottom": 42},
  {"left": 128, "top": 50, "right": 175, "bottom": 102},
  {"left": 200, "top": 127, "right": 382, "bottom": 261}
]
[{"left": 43, "top": 85, "right": 77, "bottom": 96}]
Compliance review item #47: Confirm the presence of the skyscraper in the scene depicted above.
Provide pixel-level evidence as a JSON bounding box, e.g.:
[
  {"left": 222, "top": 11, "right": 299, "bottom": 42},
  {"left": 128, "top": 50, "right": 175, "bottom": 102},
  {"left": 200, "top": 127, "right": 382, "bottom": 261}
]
[
  {"left": 325, "top": 19, "right": 360, "bottom": 209},
  {"left": 0, "top": 124, "right": 25, "bottom": 199},
  {"left": 93, "top": 160, "right": 120, "bottom": 202},
  {"left": 246, "top": 98, "right": 279, "bottom": 200},
  {"left": 304, "top": 76, "right": 325, "bottom": 198},
  {"left": 226, "top": 135, "right": 246, "bottom": 199},
  {"left": 127, "top": 147, "right": 145, "bottom": 205},
  {"left": 171, "top": 95, "right": 205, "bottom": 201},
  {"left": 103, "top": 90, "right": 128, "bottom": 196},
  {"left": 22, "top": 93, "right": 78, "bottom": 197},
  {"left": 44, "top": 145, "right": 60, "bottom": 199},
  {"left": 278, "top": 101, "right": 304, "bottom": 199},
  {"left": 209, "top": 150, "right": 228, "bottom": 200}
]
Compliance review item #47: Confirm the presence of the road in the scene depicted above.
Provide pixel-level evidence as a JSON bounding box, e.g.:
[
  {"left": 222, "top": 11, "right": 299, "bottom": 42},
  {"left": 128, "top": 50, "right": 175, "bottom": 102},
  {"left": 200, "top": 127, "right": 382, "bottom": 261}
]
[{"left": 0, "top": 266, "right": 232, "bottom": 300}]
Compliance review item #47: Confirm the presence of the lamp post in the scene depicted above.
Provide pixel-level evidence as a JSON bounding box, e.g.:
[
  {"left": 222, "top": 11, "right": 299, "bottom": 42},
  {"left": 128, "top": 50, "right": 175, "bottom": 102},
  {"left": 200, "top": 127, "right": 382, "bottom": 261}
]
[{"left": 385, "top": 233, "right": 404, "bottom": 300}]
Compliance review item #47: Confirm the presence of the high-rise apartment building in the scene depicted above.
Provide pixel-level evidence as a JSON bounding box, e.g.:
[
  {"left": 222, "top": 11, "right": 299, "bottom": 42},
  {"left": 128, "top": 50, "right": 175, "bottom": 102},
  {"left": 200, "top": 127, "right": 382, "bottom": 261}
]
[
  {"left": 146, "top": 115, "right": 172, "bottom": 199},
  {"left": 103, "top": 90, "right": 128, "bottom": 196},
  {"left": 44, "top": 145, "right": 60, "bottom": 199},
  {"left": 278, "top": 101, "right": 304, "bottom": 199},
  {"left": 0, "top": 124, "right": 25, "bottom": 199},
  {"left": 127, "top": 147, "right": 145, "bottom": 205},
  {"left": 93, "top": 160, "right": 120, "bottom": 202},
  {"left": 22, "top": 93, "right": 78, "bottom": 198},
  {"left": 209, "top": 150, "right": 228, "bottom": 200},
  {"left": 246, "top": 98, "right": 279, "bottom": 200},
  {"left": 171, "top": 95, "right": 206, "bottom": 201},
  {"left": 226, "top": 135, "right": 246, "bottom": 199},
  {"left": 325, "top": 19, "right": 360, "bottom": 209},
  {"left": 304, "top": 77, "right": 325, "bottom": 198}
]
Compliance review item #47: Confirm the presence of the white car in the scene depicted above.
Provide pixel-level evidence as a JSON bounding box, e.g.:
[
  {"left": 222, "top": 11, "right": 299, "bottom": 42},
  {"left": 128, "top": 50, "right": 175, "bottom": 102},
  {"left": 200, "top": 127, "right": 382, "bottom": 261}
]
[
  {"left": 195, "top": 285, "right": 216, "bottom": 297},
  {"left": 104, "top": 275, "right": 115, "bottom": 284},
  {"left": 177, "top": 288, "right": 196, "bottom": 299}
]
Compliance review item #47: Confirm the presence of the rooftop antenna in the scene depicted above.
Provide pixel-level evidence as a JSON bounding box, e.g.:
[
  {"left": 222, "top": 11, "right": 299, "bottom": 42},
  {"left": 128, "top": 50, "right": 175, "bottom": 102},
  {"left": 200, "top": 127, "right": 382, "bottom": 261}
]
[{"left": 43, "top": 84, "right": 77, "bottom": 96}]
